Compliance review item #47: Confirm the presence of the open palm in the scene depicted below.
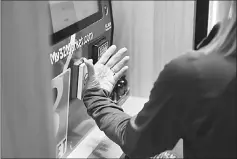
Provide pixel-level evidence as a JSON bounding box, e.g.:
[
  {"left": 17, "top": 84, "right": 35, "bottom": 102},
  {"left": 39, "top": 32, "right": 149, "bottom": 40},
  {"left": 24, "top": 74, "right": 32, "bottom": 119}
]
[{"left": 84, "top": 45, "right": 129, "bottom": 94}]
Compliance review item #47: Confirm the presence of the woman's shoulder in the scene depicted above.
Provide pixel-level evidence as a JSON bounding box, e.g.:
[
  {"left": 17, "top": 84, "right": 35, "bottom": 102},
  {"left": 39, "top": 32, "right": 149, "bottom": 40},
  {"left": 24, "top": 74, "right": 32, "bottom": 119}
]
[
  {"left": 163, "top": 51, "right": 201, "bottom": 79},
  {"left": 159, "top": 51, "right": 202, "bottom": 92},
  {"left": 162, "top": 51, "right": 235, "bottom": 93}
]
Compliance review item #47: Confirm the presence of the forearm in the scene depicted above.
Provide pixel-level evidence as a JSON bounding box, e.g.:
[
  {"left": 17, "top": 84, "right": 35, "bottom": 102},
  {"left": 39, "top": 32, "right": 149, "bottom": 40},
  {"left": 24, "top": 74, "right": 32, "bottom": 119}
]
[
  {"left": 82, "top": 87, "right": 175, "bottom": 158},
  {"left": 83, "top": 88, "right": 131, "bottom": 147},
  {"left": 82, "top": 60, "right": 187, "bottom": 157},
  {"left": 82, "top": 54, "right": 191, "bottom": 158}
]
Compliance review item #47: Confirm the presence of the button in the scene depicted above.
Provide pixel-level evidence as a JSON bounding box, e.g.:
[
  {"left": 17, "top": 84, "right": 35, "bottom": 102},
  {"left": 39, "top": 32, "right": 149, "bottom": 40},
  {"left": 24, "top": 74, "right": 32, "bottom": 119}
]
[
  {"left": 98, "top": 41, "right": 109, "bottom": 59},
  {"left": 92, "top": 38, "right": 109, "bottom": 63}
]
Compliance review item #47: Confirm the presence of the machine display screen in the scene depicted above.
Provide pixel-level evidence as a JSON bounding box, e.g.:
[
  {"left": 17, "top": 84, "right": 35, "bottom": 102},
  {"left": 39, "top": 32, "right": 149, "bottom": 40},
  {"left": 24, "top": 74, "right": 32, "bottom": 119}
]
[{"left": 49, "top": 1, "right": 99, "bottom": 33}]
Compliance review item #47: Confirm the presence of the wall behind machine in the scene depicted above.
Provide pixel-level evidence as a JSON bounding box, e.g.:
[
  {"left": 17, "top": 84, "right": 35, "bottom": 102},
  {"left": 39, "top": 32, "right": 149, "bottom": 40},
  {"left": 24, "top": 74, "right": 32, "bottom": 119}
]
[{"left": 112, "top": 1, "right": 195, "bottom": 98}]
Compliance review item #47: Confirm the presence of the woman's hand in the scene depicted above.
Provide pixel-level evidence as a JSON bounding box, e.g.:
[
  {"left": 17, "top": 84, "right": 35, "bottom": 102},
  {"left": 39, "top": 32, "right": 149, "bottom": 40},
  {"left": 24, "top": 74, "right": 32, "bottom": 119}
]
[{"left": 84, "top": 45, "right": 129, "bottom": 94}]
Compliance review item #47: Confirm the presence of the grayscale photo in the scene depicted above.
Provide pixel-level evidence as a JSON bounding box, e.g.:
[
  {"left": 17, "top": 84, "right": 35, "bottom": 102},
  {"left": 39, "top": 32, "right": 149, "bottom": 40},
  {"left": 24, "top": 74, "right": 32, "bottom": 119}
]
[{"left": 1, "top": 1, "right": 236, "bottom": 158}]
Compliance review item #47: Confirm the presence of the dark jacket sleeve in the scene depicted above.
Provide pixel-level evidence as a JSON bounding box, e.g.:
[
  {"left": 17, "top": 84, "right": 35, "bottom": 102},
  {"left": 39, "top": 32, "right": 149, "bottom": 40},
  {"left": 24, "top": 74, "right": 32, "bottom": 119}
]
[{"left": 83, "top": 57, "right": 194, "bottom": 158}]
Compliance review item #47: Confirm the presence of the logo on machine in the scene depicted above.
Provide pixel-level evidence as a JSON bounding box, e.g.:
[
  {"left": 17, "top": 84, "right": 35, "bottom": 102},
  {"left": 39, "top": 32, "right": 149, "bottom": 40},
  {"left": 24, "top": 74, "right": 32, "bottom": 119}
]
[
  {"left": 105, "top": 22, "right": 112, "bottom": 31},
  {"left": 50, "top": 32, "right": 94, "bottom": 65}
]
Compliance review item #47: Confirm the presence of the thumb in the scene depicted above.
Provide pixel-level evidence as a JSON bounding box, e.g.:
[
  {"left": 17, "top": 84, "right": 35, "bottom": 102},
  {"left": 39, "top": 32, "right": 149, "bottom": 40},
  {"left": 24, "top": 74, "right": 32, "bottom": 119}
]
[{"left": 84, "top": 58, "right": 95, "bottom": 77}]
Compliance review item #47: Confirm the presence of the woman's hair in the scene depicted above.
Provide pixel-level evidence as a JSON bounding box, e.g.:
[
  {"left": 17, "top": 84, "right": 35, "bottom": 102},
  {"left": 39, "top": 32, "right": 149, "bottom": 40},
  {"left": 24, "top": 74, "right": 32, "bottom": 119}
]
[{"left": 200, "top": 1, "right": 236, "bottom": 57}]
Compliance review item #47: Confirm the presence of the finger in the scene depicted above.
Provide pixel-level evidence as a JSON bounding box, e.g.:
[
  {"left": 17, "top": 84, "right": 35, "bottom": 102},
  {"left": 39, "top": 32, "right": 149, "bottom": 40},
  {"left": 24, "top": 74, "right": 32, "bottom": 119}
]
[
  {"left": 97, "top": 45, "right": 117, "bottom": 65},
  {"left": 114, "top": 66, "right": 129, "bottom": 81},
  {"left": 106, "top": 47, "right": 127, "bottom": 68},
  {"left": 111, "top": 56, "right": 129, "bottom": 73},
  {"left": 84, "top": 58, "right": 95, "bottom": 77}
]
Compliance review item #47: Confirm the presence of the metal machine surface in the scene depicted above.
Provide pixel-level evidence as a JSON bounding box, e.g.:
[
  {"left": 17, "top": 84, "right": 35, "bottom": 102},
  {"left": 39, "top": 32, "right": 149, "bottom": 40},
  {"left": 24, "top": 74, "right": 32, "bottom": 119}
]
[{"left": 48, "top": 1, "right": 129, "bottom": 158}]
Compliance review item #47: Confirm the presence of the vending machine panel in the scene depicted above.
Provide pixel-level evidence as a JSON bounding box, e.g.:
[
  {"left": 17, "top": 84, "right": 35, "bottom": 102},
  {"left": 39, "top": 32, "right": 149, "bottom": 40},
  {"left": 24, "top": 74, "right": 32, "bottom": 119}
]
[{"left": 48, "top": 1, "right": 129, "bottom": 157}]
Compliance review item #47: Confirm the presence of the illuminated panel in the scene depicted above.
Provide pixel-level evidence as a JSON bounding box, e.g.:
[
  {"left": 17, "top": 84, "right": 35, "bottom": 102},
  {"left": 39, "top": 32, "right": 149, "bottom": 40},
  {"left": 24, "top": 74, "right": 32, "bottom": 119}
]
[
  {"left": 49, "top": 1, "right": 99, "bottom": 33},
  {"left": 73, "top": 1, "right": 98, "bottom": 23}
]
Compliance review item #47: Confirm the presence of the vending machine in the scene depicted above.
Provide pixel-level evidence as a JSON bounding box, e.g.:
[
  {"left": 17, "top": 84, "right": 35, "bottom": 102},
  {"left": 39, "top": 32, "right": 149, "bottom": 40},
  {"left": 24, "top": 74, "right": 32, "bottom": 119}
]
[{"left": 48, "top": 1, "right": 129, "bottom": 158}]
